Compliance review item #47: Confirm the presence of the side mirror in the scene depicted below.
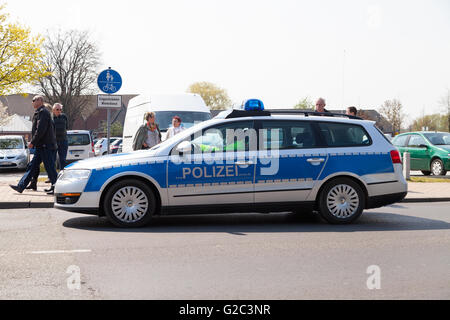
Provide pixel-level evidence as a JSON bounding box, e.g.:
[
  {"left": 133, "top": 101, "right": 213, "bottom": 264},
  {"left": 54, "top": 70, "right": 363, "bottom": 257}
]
[{"left": 175, "top": 141, "right": 192, "bottom": 154}]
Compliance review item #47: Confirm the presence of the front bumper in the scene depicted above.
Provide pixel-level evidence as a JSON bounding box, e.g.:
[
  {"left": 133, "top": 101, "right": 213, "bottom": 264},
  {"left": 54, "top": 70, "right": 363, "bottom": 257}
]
[{"left": 0, "top": 158, "right": 28, "bottom": 169}]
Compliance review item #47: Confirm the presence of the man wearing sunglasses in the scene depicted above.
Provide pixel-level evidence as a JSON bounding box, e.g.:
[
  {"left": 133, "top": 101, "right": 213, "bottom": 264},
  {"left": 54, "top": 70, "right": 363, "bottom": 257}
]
[
  {"left": 10, "top": 96, "right": 58, "bottom": 195},
  {"left": 26, "top": 103, "right": 68, "bottom": 191}
]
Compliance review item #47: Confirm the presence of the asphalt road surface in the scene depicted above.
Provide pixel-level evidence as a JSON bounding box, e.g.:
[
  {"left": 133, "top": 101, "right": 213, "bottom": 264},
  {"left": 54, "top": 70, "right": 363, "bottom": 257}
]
[{"left": 0, "top": 203, "right": 449, "bottom": 299}]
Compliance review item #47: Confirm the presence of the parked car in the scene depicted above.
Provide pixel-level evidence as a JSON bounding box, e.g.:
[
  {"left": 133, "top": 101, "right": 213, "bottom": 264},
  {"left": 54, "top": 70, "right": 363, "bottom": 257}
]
[
  {"left": 0, "top": 135, "right": 30, "bottom": 170},
  {"left": 94, "top": 137, "right": 121, "bottom": 156},
  {"left": 66, "top": 130, "right": 95, "bottom": 166},
  {"left": 55, "top": 99, "right": 407, "bottom": 228},
  {"left": 392, "top": 131, "right": 450, "bottom": 176},
  {"left": 110, "top": 138, "right": 123, "bottom": 154}
]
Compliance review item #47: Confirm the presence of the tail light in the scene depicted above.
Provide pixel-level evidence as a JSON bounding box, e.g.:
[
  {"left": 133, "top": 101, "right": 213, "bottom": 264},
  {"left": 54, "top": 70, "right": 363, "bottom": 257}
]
[
  {"left": 390, "top": 150, "right": 402, "bottom": 164},
  {"left": 91, "top": 141, "right": 95, "bottom": 153}
]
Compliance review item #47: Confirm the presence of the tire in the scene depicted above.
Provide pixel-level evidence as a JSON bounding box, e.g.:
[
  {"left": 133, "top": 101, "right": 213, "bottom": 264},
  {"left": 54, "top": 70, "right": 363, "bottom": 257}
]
[
  {"left": 318, "top": 178, "right": 365, "bottom": 224},
  {"left": 421, "top": 170, "right": 431, "bottom": 176},
  {"left": 431, "top": 159, "right": 446, "bottom": 176},
  {"left": 103, "top": 179, "right": 156, "bottom": 228}
]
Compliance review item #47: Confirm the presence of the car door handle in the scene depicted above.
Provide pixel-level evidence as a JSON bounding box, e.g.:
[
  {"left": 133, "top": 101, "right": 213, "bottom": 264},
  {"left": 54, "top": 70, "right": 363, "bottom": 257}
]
[
  {"left": 235, "top": 161, "right": 254, "bottom": 166},
  {"left": 307, "top": 158, "right": 325, "bottom": 164}
]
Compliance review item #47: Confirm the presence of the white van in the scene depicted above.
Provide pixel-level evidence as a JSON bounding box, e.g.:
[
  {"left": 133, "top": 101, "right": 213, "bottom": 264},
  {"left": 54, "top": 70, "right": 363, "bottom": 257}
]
[
  {"left": 122, "top": 93, "right": 211, "bottom": 153},
  {"left": 66, "top": 130, "right": 95, "bottom": 166}
]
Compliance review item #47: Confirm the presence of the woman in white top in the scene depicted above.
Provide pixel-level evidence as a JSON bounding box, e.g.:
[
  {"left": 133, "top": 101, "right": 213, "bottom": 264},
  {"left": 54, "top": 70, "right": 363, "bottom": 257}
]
[{"left": 165, "top": 116, "right": 185, "bottom": 140}]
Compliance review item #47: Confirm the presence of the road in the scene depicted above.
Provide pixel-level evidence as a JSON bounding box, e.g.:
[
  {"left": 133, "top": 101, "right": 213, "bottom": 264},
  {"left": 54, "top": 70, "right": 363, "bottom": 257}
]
[{"left": 0, "top": 203, "right": 449, "bottom": 299}]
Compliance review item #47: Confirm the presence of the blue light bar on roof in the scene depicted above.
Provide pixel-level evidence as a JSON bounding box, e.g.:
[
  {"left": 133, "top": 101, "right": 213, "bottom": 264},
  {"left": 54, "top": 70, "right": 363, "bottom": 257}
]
[{"left": 244, "top": 99, "right": 264, "bottom": 111}]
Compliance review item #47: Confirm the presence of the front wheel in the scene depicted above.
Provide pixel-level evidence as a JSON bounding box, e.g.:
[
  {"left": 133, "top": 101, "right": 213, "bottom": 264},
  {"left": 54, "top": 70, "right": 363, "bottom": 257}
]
[
  {"left": 431, "top": 159, "right": 446, "bottom": 176},
  {"left": 103, "top": 179, "right": 156, "bottom": 228},
  {"left": 318, "top": 178, "right": 365, "bottom": 224}
]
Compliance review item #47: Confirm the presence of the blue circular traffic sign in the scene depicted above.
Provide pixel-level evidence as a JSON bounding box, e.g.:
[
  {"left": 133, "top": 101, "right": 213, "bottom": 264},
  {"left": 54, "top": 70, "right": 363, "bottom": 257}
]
[{"left": 97, "top": 68, "right": 122, "bottom": 94}]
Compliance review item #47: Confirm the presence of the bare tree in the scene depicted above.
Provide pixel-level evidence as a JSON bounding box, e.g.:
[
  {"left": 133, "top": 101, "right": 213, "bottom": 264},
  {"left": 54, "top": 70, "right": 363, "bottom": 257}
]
[
  {"left": 439, "top": 88, "right": 450, "bottom": 132},
  {"left": 37, "top": 29, "right": 100, "bottom": 129},
  {"left": 378, "top": 99, "right": 405, "bottom": 135},
  {"left": 0, "top": 100, "right": 12, "bottom": 126}
]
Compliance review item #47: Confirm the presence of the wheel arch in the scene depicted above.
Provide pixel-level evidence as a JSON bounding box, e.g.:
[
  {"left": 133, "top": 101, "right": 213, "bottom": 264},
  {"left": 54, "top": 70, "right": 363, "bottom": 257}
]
[
  {"left": 313, "top": 174, "right": 369, "bottom": 210},
  {"left": 98, "top": 173, "right": 163, "bottom": 216}
]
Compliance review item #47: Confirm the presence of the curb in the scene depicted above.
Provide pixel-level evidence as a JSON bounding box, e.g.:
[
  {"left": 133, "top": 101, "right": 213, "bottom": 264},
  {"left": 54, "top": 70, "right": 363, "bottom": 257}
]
[
  {"left": 0, "top": 202, "right": 54, "bottom": 209},
  {"left": 401, "top": 198, "right": 450, "bottom": 203}
]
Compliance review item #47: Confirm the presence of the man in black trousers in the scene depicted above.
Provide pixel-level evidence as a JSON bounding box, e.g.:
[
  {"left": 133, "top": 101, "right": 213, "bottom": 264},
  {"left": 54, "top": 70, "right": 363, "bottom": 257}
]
[{"left": 10, "top": 96, "right": 58, "bottom": 195}]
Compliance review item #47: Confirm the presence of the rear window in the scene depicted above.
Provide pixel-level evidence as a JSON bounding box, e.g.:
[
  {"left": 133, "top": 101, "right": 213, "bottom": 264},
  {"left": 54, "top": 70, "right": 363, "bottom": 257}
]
[
  {"left": 68, "top": 134, "right": 91, "bottom": 146},
  {"left": 319, "top": 122, "right": 371, "bottom": 147}
]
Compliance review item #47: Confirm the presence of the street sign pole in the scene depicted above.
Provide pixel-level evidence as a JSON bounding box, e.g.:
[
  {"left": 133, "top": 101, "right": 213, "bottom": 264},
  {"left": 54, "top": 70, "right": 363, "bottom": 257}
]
[
  {"left": 107, "top": 108, "right": 111, "bottom": 154},
  {"left": 97, "top": 68, "right": 122, "bottom": 155}
]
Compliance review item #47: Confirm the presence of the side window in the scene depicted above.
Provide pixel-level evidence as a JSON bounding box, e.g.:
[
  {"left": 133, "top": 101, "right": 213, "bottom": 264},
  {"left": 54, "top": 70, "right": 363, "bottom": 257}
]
[
  {"left": 319, "top": 122, "right": 371, "bottom": 147},
  {"left": 408, "top": 135, "right": 426, "bottom": 147},
  {"left": 260, "top": 121, "right": 317, "bottom": 150},
  {"left": 190, "top": 121, "right": 254, "bottom": 154},
  {"left": 393, "top": 135, "right": 408, "bottom": 147}
]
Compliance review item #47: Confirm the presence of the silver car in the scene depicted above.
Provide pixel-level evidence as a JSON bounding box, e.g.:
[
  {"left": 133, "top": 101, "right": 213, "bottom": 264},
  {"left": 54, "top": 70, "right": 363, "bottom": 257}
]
[{"left": 0, "top": 135, "right": 30, "bottom": 170}]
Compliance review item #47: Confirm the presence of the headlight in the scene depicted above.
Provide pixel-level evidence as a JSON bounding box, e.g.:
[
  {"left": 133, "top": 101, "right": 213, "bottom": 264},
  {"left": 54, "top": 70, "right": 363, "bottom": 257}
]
[
  {"left": 58, "top": 169, "right": 91, "bottom": 182},
  {"left": 16, "top": 152, "right": 27, "bottom": 160}
]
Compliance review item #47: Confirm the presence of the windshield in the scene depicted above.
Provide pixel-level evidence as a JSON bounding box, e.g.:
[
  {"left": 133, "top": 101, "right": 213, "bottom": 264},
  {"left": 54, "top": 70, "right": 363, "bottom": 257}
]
[
  {"left": 68, "top": 134, "right": 91, "bottom": 146},
  {"left": 423, "top": 133, "right": 450, "bottom": 146},
  {"left": 0, "top": 138, "right": 24, "bottom": 149},
  {"left": 153, "top": 111, "right": 211, "bottom": 131}
]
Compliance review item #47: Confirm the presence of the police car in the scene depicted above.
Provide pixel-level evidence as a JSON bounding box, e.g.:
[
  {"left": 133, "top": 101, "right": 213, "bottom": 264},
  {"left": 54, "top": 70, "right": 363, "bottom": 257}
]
[{"left": 54, "top": 99, "right": 407, "bottom": 227}]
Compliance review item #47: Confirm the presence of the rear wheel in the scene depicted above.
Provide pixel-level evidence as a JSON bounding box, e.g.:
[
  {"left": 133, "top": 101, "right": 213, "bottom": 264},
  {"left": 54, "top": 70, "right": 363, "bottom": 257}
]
[
  {"left": 431, "top": 159, "right": 446, "bottom": 176},
  {"left": 103, "top": 179, "right": 156, "bottom": 228},
  {"left": 318, "top": 178, "right": 365, "bottom": 224}
]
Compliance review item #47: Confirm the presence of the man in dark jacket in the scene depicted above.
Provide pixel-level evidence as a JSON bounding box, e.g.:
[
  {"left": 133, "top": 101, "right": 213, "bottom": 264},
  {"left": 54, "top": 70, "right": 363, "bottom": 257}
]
[
  {"left": 52, "top": 103, "right": 69, "bottom": 170},
  {"left": 10, "top": 96, "right": 58, "bottom": 194},
  {"left": 26, "top": 102, "right": 68, "bottom": 190}
]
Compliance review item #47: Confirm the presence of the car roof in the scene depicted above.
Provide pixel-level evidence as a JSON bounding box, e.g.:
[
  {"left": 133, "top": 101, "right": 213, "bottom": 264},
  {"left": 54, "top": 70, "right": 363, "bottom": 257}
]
[{"left": 211, "top": 114, "right": 375, "bottom": 126}]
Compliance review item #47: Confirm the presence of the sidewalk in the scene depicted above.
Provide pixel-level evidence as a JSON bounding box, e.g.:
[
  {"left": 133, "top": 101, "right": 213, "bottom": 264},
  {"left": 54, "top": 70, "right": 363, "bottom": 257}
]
[{"left": 0, "top": 180, "right": 449, "bottom": 209}]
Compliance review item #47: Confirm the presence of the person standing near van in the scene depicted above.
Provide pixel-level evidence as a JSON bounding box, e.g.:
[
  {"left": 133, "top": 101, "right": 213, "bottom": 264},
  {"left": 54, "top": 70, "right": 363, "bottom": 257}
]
[
  {"left": 132, "top": 112, "right": 161, "bottom": 150},
  {"left": 165, "top": 116, "right": 185, "bottom": 140}
]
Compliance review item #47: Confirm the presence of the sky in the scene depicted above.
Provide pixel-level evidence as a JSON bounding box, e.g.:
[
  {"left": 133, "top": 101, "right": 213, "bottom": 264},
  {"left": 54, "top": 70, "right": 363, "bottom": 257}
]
[{"left": 4, "top": 0, "right": 450, "bottom": 124}]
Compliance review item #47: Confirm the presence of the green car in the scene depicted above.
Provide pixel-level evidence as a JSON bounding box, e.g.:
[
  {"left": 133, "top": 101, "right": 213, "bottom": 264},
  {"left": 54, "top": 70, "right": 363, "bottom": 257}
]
[{"left": 392, "top": 131, "right": 450, "bottom": 176}]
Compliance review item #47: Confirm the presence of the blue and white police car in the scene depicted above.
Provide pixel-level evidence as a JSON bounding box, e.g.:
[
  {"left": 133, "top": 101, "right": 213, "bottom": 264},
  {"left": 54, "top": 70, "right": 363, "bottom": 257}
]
[{"left": 54, "top": 99, "right": 407, "bottom": 227}]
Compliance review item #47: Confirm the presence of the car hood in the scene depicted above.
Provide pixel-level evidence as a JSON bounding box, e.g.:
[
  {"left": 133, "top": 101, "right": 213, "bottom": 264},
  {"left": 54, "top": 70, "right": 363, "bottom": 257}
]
[
  {"left": 64, "top": 149, "right": 161, "bottom": 170},
  {"left": 0, "top": 149, "right": 26, "bottom": 157}
]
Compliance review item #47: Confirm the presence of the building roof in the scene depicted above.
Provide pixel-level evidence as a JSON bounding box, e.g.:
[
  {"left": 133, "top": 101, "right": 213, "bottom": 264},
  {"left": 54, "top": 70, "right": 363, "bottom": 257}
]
[{"left": 0, "top": 114, "right": 32, "bottom": 133}]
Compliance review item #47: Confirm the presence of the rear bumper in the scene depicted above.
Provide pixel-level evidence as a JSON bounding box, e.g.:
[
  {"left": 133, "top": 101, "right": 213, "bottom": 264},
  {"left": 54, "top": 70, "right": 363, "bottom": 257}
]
[{"left": 367, "top": 192, "right": 408, "bottom": 209}]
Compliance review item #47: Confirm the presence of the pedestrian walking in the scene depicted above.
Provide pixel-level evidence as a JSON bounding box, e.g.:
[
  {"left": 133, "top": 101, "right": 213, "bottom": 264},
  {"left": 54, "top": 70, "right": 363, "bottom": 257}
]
[
  {"left": 26, "top": 103, "right": 68, "bottom": 190},
  {"left": 132, "top": 112, "right": 161, "bottom": 151},
  {"left": 10, "top": 96, "right": 58, "bottom": 195},
  {"left": 52, "top": 103, "right": 69, "bottom": 169}
]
